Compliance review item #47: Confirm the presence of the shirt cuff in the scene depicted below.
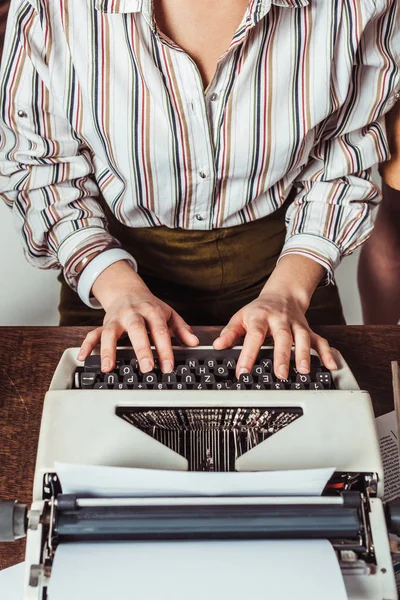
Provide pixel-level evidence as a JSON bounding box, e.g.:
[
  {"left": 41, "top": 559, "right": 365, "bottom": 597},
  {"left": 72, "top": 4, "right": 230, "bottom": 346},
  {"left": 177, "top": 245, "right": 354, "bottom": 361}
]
[
  {"left": 57, "top": 227, "right": 123, "bottom": 291},
  {"left": 77, "top": 248, "right": 138, "bottom": 309},
  {"left": 278, "top": 233, "right": 342, "bottom": 286}
]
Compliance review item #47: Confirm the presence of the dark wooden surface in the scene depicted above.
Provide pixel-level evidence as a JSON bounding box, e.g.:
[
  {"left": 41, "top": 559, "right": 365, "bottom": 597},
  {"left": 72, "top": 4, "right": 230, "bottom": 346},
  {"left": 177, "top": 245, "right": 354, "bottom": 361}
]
[{"left": 0, "top": 324, "right": 399, "bottom": 569}]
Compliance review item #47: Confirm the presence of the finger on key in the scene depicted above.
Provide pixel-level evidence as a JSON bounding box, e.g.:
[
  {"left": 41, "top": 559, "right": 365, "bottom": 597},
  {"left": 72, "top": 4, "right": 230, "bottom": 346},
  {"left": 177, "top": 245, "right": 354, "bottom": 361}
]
[
  {"left": 147, "top": 315, "right": 175, "bottom": 373},
  {"left": 213, "top": 316, "right": 245, "bottom": 350},
  {"left": 292, "top": 324, "right": 311, "bottom": 374},
  {"left": 235, "top": 318, "right": 268, "bottom": 378},
  {"left": 77, "top": 328, "right": 103, "bottom": 361},
  {"left": 127, "top": 315, "right": 154, "bottom": 373},
  {"left": 169, "top": 311, "right": 199, "bottom": 347},
  {"left": 311, "top": 334, "right": 338, "bottom": 370},
  {"left": 100, "top": 324, "right": 122, "bottom": 372},
  {"left": 269, "top": 320, "right": 293, "bottom": 379}
]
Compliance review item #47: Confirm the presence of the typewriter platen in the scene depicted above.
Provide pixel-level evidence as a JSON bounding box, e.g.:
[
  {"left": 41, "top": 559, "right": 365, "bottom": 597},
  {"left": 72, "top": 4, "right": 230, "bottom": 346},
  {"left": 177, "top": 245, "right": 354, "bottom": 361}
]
[{"left": 1, "top": 345, "right": 400, "bottom": 600}]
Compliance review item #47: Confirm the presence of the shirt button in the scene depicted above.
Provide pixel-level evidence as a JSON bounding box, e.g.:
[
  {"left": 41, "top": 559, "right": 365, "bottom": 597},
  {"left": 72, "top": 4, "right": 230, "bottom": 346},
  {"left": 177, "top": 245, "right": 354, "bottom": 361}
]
[
  {"left": 210, "top": 93, "right": 218, "bottom": 101},
  {"left": 195, "top": 214, "right": 204, "bottom": 221},
  {"left": 17, "top": 110, "right": 28, "bottom": 118},
  {"left": 199, "top": 171, "right": 208, "bottom": 179}
]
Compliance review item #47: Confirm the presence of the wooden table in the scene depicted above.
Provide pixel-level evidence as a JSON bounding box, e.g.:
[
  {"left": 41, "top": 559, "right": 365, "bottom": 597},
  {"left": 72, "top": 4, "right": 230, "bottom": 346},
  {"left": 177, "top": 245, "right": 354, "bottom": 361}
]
[{"left": 0, "top": 325, "right": 399, "bottom": 569}]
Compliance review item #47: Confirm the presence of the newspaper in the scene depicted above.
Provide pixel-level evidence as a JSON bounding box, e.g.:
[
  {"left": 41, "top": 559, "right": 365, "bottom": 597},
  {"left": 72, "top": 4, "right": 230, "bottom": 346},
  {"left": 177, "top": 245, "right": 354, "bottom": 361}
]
[
  {"left": 375, "top": 361, "right": 400, "bottom": 591},
  {"left": 376, "top": 410, "right": 400, "bottom": 503}
]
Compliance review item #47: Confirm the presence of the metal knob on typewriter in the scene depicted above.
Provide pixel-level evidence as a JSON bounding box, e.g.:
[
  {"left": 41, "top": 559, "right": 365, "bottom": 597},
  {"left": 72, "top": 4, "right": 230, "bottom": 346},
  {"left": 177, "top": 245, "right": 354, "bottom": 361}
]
[
  {"left": 385, "top": 498, "right": 400, "bottom": 537},
  {"left": 0, "top": 500, "right": 27, "bottom": 541}
]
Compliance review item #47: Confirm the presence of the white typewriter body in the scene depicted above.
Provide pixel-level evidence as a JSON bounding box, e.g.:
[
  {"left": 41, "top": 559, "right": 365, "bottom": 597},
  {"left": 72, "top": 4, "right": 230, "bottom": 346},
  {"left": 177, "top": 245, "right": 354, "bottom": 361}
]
[{"left": 23, "top": 346, "right": 397, "bottom": 600}]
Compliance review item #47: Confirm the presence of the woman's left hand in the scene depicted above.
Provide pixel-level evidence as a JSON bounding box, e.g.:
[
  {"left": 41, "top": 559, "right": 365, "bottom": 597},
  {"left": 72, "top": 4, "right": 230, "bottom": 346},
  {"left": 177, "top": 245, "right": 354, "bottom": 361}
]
[{"left": 213, "top": 255, "right": 339, "bottom": 380}]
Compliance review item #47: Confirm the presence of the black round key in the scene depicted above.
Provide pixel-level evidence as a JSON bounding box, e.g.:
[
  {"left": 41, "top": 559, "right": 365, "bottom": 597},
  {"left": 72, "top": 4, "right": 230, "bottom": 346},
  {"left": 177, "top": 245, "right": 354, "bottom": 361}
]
[
  {"left": 223, "top": 358, "right": 236, "bottom": 369},
  {"left": 277, "top": 377, "right": 291, "bottom": 385},
  {"left": 213, "top": 382, "right": 227, "bottom": 390},
  {"left": 291, "top": 382, "right": 305, "bottom": 390},
  {"left": 215, "top": 365, "right": 229, "bottom": 378},
  {"left": 182, "top": 373, "right": 196, "bottom": 385},
  {"left": 259, "top": 373, "right": 273, "bottom": 385},
  {"left": 310, "top": 382, "right": 324, "bottom": 390},
  {"left": 260, "top": 358, "right": 273, "bottom": 371},
  {"left": 251, "top": 383, "right": 266, "bottom": 390},
  {"left": 123, "top": 374, "right": 138, "bottom": 385},
  {"left": 185, "top": 358, "right": 199, "bottom": 369},
  {"left": 176, "top": 365, "right": 191, "bottom": 376},
  {"left": 172, "top": 383, "right": 187, "bottom": 390},
  {"left": 272, "top": 382, "right": 285, "bottom": 390},
  {"left": 252, "top": 365, "right": 265, "bottom": 376},
  {"left": 195, "top": 365, "right": 209, "bottom": 376},
  {"left": 84, "top": 355, "right": 101, "bottom": 373},
  {"left": 132, "top": 382, "right": 148, "bottom": 390},
  {"left": 204, "top": 357, "right": 217, "bottom": 369},
  {"left": 120, "top": 365, "right": 134, "bottom": 377},
  {"left": 232, "top": 382, "right": 246, "bottom": 390},
  {"left": 296, "top": 373, "right": 311, "bottom": 385},
  {"left": 142, "top": 373, "right": 157, "bottom": 385},
  {"left": 194, "top": 382, "right": 207, "bottom": 390},
  {"left": 201, "top": 373, "right": 215, "bottom": 384},
  {"left": 154, "top": 383, "right": 167, "bottom": 390},
  {"left": 80, "top": 372, "right": 96, "bottom": 388},
  {"left": 130, "top": 358, "right": 139, "bottom": 369},
  {"left": 114, "top": 383, "right": 128, "bottom": 390},
  {"left": 94, "top": 382, "right": 108, "bottom": 389},
  {"left": 316, "top": 372, "right": 332, "bottom": 387},
  {"left": 104, "top": 373, "right": 118, "bottom": 385},
  {"left": 238, "top": 373, "right": 253, "bottom": 384},
  {"left": 162, "top": 373, "right": 177, "bottom": 384}
]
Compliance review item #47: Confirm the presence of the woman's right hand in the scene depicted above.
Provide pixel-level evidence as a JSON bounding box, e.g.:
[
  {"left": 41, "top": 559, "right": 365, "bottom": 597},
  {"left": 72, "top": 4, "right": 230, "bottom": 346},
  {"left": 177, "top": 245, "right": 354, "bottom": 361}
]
[{"left": 77, "top": 260, "right": 199, "bottom": 373}]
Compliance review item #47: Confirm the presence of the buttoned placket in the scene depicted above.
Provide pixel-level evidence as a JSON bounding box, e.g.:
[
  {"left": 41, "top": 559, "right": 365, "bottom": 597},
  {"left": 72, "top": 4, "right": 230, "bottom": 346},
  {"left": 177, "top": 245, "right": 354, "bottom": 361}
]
[{"left": 146, "top": 1, "right": 273, "bottom": 228}]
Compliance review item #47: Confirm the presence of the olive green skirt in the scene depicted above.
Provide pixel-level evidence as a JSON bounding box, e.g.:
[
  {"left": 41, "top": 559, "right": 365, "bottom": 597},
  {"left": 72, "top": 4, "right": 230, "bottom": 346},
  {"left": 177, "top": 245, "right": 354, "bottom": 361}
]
[{"left": 58, "top": 200, "right": 345, "bottom": 327}]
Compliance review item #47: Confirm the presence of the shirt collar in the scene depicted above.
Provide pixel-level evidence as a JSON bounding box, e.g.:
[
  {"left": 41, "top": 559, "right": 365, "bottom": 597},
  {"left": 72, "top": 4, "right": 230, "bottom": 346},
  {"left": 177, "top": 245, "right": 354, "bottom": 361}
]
[{"left": 94, "top": 0, "right": 309, "bottom": 14}]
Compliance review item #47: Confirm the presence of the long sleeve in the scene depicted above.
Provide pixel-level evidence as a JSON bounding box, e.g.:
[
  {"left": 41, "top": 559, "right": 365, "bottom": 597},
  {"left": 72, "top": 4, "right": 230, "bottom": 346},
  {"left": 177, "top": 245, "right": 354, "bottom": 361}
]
[
  {"left": 280, "top": 0, "right": 400, "bottom": 282},
  {"left": 0, "top": 0, "right": 119, "bottom": 290}
]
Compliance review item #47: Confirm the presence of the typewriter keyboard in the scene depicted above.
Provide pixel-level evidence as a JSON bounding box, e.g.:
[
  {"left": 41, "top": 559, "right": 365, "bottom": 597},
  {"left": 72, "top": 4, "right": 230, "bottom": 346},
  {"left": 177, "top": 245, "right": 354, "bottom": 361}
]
[{"left": 73, "top": 347, "right": 335, "bottom": 390}]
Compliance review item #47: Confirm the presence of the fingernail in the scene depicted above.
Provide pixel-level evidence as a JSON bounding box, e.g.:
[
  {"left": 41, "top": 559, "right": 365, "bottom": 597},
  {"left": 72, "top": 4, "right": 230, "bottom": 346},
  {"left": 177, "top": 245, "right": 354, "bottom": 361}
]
[
  {"left": 101, "top": 359, "right": 111, "bottom": 372},
  {"left": 77, "top": 352, "right": 84, "bottom": 361},
  {"left": 299, "top": 360, "right": 309, "bottom": 373},
  {"left": 141, "top": 358, "right": 153, "bottom": 373},
  {"left": 329, "top": 359, "right": 338, "bottom": 370},
  {"left": 238, "top": 367, "right": 248, "bottom": 375},
  {"left": 279, "top": 364, "right": 288, "bottom": 378},
  {"left": 162, "top": 360, "right": 174, "bottom": 373}
]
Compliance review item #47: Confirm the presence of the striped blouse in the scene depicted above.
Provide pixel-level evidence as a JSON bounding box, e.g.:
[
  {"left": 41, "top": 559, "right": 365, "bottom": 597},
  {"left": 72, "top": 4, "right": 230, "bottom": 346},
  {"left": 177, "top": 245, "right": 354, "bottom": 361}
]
[{"left": 0, "top": 0, "right": 399, "bottom": 291}]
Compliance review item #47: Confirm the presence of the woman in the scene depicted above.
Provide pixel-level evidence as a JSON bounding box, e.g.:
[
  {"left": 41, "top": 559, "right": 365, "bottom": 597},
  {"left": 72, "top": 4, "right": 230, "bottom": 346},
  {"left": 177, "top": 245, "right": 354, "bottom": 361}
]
[
  {"left": 358, "top": 100, "right": 400, "bottom": 324},
  {"left": 0, "top": 0, "right": 399, "bottom": 378}
]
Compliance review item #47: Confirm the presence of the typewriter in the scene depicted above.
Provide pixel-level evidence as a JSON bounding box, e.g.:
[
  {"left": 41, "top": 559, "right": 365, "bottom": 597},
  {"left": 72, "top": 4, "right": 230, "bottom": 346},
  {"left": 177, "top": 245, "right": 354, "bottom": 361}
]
[{"left": 1, "top": 345, "right": 400, "bottom": 599}]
